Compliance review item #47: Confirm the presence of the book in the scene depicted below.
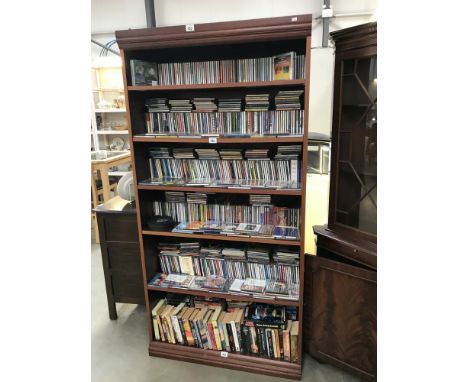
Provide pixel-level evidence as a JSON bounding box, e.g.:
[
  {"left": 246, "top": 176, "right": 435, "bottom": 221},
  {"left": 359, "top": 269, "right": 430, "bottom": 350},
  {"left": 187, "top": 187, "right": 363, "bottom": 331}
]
[
  {"left": 290, "top": 321, "right": 299, "bottom": 363},
  {"left": 283, "top": 320, "right": 292, "bottom": 361},
  {"left": 151, "top": 299, "right": 167, "bottom": 341},
  {"left": 170, "top": 302, "right": 187, "bottom": 344}
]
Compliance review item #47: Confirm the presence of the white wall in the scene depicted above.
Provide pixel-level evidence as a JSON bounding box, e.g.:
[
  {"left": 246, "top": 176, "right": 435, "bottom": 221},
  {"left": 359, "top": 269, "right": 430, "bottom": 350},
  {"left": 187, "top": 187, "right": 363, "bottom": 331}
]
[{"left": 91, "top": 0, "right": 376, "bottom": 137}]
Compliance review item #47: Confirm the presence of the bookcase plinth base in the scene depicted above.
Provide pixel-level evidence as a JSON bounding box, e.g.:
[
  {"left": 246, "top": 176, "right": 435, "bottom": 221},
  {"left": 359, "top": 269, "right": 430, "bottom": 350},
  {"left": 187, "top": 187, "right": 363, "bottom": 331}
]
[{"left": 148, "top": 340, "right": 302, "bottom": 380}]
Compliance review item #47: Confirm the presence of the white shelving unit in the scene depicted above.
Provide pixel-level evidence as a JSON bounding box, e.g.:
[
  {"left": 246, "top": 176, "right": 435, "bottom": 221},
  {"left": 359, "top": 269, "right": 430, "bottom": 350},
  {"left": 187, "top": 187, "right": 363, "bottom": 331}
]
[{"left": 91, "top": 57, "right": 131, "bottom": 177}]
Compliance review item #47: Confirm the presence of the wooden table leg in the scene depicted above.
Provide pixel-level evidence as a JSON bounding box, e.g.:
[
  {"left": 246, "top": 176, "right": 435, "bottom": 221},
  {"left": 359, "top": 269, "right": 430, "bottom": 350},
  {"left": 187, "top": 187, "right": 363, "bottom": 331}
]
[{"left": 98, "top": 164, "right": 112, "bottom": 202}]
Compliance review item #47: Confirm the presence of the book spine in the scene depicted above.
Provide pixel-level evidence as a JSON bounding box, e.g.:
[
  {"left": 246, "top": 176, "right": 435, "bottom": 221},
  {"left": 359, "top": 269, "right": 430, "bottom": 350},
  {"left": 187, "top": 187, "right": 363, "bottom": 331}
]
[
  {"left": 283, "top": 330, "right": 291, "bottom": 362},
  {"left": 183, "top": 319, "right": 195, "bottom": 346},
  {"left": 171, "top": 315, "right": 184, "bottom": 345},
  {"left": 157, "top": 314, "right": 166, "bottom": 342},
  {"left": 274, "top": 329, "right": 281, "bottom": 359},
  {"left": 249, "top": 326, "right": 259, "bottom": 354},
  {"left": 152, "top": 314, "right": 160, "bottom": 341},
  {"left": 291, "top": 333, "right": 298, "bottom": 363},
  {"left": 235, "top": 321, "right": 243, "bottom": 353},
  {"left": 226, "top": 320, "right": 235, "bottom": 352},
  {"left": 197, "top": 320, "right": 209, "bottom": 349},
  {"left": 218, "top": 319, "right": 227, "bottom": 351},
  {"left": 231, "top": 320, "right": 240, "bottom": 352},
  {"left": 190, "top": 320, "right": 201, "bottom": 348},
  {"left": 212, "top": 320, "right": 222, "bottom": 351},
  {"left": 241, "top": 324, "right": 250, "bottom": 354},
  {"left": 162, "top": 316, "right": 174, "bottom": 344},
  {"left": 178, "top": 318, "right": 187, "bottom": 345},
  {"left": 266, "top": 329, "right": 274, "bottom": 359},
  {"left": 278, "top": 327, "right": 284, "bottom": 360},
  {"left": 207, "top": 322, "right": 217, "bottom": 350},
  {"left": 222, "top": 321, "right": 231, "bottom": 352}
]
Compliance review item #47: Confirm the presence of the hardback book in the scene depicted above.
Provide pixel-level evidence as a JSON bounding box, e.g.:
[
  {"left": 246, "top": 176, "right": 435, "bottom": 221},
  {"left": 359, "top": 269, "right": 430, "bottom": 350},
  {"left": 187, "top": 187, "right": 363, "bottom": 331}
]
[{"left": 290, "top": 321, "right": 299, "bottom": 363}]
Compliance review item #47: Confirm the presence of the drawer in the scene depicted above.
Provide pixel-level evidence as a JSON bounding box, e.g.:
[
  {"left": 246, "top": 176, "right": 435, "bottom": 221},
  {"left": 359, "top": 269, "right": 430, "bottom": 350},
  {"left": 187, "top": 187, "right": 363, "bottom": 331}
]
[
  {"left": 98, "top": 213, "right": 138, "bottom": 243},
  {"left": 105, "top": 242, "right": 141, "bottom": 271}
]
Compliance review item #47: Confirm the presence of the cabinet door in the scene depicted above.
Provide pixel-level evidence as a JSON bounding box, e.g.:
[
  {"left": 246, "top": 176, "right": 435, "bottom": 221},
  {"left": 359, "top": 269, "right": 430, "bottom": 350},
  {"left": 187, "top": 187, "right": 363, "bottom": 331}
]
[{"left": 304, "top": 255, "right": 377, "bottom": 380}]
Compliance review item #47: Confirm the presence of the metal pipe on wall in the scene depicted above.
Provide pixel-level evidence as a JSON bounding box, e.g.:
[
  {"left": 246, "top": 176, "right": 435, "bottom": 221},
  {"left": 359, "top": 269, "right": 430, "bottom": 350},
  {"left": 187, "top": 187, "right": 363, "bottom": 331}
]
[{"left": 145, "top": 0, "right": 156, "bottom": 28}]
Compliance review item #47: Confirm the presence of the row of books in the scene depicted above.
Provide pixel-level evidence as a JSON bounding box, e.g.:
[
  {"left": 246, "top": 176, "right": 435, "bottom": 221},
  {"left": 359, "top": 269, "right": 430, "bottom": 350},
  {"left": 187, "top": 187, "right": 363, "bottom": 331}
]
[
  {"left": 130, "top": 52, "right": 305, "bottom": 86},
  {"left": 157, "top": 242, "right": 299, "bottom": 284},
  {"left": 145, "top": 90, "right": 304, "bottom": 113},
  {"left": 171, "top": 221, "right": 300, "bottom": 240},
  {"left": 151, "top": 298, "right": 299, "bottom": 361},
  {"left": 148, "top": 158, "right": 301, "bottom": 185},
  {"left": 144, "top": 110, "right": 304, "bottom": 136}
]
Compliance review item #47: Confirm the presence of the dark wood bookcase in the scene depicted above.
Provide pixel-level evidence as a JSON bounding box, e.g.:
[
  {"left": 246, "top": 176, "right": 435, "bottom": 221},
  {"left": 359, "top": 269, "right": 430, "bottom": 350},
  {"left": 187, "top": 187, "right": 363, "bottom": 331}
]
[
  {"left": 116, "top": 14, "right": 312, "bottom": 380},
  {"left": 305, "top": 22, "right": 377, "bottom": 381}
]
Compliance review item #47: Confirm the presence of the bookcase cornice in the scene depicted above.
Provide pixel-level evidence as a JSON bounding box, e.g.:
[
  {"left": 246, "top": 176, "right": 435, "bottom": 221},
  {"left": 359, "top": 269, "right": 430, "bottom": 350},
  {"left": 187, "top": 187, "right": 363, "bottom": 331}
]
[{"left": 116, "top": 14, "right": 312, "bottom": 50}]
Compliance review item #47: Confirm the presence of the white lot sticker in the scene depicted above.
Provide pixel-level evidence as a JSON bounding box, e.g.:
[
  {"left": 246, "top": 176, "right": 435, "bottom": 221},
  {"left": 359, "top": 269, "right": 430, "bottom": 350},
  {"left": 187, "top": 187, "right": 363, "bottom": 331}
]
[
  {"left": 209, "top": 137, "right": 217, "bottom": 144},
  {"left": 221, "top": 351, "right": 228, "bottom": 358},
  {"left": 186, "top": 24, "right": 195, "bottom": 32}
]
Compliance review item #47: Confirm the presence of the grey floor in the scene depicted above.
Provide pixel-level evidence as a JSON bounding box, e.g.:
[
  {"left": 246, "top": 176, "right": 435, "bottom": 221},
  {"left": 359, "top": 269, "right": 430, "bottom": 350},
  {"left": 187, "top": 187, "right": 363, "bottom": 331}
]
[{"left": 92, "top": 242, "right": 360, "bottom": 382}]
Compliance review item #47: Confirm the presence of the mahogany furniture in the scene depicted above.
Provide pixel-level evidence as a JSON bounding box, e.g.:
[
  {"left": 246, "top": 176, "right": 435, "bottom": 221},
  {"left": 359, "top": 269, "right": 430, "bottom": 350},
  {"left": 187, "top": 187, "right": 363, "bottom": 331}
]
[
  {"left": 116, "top": 14, "right": 312, "bottom": 380},
  {"left": 305, "top": 22, "right": 377, "bottom": 381},
  {"left": 95, "top": 196, "right": 145, "bottom": 319},
  {"left": 91, "top": 151, "right": 131, "bottom": 242}
]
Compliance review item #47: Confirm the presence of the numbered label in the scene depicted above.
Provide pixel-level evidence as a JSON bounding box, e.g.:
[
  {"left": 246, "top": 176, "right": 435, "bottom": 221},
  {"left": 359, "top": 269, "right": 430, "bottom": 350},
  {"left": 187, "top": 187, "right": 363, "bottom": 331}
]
[
  {"left": 185, "top": 24, "right": 195, "bottom": 32},
  {"left": 221, "top": 351, "right": 228, "bottom": 358},
  {"left": 291, "top": 17, "right": 298, "bottom": 22},
  {"left": 209, "top": 137, "right": 217, "bottom": 144}
]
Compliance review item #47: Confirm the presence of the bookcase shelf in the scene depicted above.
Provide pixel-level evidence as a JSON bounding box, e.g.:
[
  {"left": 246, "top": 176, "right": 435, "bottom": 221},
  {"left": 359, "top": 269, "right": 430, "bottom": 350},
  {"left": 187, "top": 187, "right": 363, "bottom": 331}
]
[
  {"left": 137, "top": 184, "right": 302, "bottom": 196},
  {"left": 132, "top": 136, "right": 304, "bottom": 144},
  {"left": 128, "top": 79, "right": 305, "bottom": 92},
  {"left": 142, "top": 230, "right": 301, "bottom": 246},
  {"left": 116, "top": 14, "right": 312, "bottom": 379},
  {"left": 147, "top": 285, "right": 300, "bottom": 307},
  {"left": 148, "top": 340, "right": 302, "bottom": 380}
]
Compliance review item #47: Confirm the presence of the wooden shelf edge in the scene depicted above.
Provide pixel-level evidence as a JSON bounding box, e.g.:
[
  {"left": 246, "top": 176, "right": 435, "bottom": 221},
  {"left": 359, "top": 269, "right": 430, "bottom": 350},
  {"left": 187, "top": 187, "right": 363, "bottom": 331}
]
[
  {"left": 147, "top": 284, "right": 300, "bottom": 307},
  {"left": 141, "top": 230, "right": 301, "bottom": 246},
  {"left": 137, "top": 184, "right": 301, "bottom": 195},
  {"left": 132, "top": 136, "right": 304, "bottom": 143},
  {"left": 148, "top": 340, "right": 302, "bottom": 380},
  {"left": 128, "top": 79, "right": 305, "bottom": 91}
]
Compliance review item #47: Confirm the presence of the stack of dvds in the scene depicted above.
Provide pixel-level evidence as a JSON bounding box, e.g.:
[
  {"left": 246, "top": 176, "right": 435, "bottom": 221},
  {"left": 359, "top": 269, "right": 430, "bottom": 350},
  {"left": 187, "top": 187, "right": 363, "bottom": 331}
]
[
  {"left": 219, "top": 149, "right": 243, "bottom": 160},
  {"left": 179, "top": 242, "right": 200, "bottom": 254},
  {"left": 173, "top": 148, "right": 195, "bottom": 159},
  {"left": 165, "top": 191, "right": 186, "bottom": 203},
  {"left": 195, "top": 148, "right": 220, "bottom": 159},
  {"left": 274, "top": 90, "right": 304, "bottom": 110},
  {"left": 244, "top": 148, "right": 269, "bottom": 160},
  {"left": 218, "top": 98, "right": 242, "bottom": 112},
  {"left": 186, "top": 192, "right": 208, "bottom": 204},
  {"left": 169, "top": 99, "right": 192, "bottom": 112},
  {"left": 249, "top": 195, "right": 271, "bottom": 205},
  {"left": 149, "top": 147, "right": 171, "bottom": 158},
  {"left": 245, "top": 94, "right": 270, "bottom": 111},
  {"left": 273, "top": 249, "right": 300, "bottom": 265},
  {"left": 275, "top": 145, "right": 302, "bottom": 160},
  {"left": 193, "top": 98, "right": 217, "bottom": 112},
  {"left": 200, "top": 246, "right": 222, "bottom": 257},
  {"left": 146, "top": 98, "right": 170, "bottom": 112}
]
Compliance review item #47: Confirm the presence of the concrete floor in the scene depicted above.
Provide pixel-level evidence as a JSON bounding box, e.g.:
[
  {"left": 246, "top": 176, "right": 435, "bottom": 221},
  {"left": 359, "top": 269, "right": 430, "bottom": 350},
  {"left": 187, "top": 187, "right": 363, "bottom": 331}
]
[{"left": 91, "top": 242, "right": 360, "bottom": 382}]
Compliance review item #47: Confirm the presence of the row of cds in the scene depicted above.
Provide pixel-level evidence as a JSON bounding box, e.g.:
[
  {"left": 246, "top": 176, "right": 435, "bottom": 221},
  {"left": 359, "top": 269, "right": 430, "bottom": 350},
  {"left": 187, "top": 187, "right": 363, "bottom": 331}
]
[
  {"left": 157, "top": 243, "right": 299, "bottom": 284},
  {"left": 145, "top": 110, "right": 304, "bottom": 136},
  {"left": 146, "top": 91, "right": 304, "bottom": 113},
  {"left": 153, "top": 192, "right": 300, "bottom": 227},
  {"left": 148, "top": 158, "right": 301, "bottom": 184},
  {"left": 131, "top": 53, "right": 305, "bottom": 86}
]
